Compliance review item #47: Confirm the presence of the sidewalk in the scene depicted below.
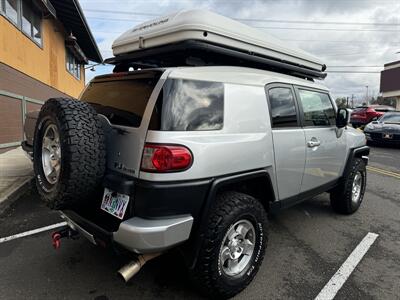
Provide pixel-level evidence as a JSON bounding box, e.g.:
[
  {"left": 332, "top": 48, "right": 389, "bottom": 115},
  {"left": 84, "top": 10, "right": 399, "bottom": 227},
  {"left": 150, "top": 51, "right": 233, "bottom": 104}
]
[{"left": 0, "top": 147, "right": 33, "bottom": 211}]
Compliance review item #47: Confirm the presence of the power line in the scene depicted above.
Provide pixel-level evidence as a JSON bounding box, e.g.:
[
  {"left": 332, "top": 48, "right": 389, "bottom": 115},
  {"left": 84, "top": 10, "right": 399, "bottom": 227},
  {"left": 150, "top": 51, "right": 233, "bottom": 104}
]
[
  {"left": 84, "top": 9, "right": 400, "bottom": 27},
  {"left": 328, "top": 65, "right": 382, "bottom": 68},
  {"left": 281, "top": 39, "right": 400, "bottom": 44},
  {"left": 86, "top": 16, "right": 400, "bottom": 32},
  {"left": 253, "top": 26, "right": 399, "bottom": 32},
  {"left": 326, "top": 71, "right": 381, "bottom": 73}
]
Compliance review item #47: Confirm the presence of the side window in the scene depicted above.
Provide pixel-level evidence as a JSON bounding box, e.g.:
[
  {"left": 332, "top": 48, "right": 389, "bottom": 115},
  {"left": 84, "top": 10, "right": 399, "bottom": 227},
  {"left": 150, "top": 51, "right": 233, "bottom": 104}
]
[
  {"left": 268, "top": 87, "right": 298, "bottom": 127},
  {"left": 159, "top": 79, "right": 224, "bottom": 131},
  {"left": 298, "top": 89, "right": 336, "bottom": 126}
]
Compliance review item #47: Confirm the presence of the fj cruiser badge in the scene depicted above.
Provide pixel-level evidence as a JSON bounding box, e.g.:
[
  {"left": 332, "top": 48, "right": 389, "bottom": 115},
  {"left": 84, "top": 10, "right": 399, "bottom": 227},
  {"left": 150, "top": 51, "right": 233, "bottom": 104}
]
[{"left": 114, "top": 162, "right": 136, "bottom": 175}]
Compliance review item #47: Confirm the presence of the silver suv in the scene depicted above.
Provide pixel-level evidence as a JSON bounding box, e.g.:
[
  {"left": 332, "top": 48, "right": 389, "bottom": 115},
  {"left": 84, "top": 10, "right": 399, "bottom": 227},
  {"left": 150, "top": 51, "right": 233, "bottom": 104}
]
[{"left": 22, "top": 66, "right": 368, "bottom": 298}]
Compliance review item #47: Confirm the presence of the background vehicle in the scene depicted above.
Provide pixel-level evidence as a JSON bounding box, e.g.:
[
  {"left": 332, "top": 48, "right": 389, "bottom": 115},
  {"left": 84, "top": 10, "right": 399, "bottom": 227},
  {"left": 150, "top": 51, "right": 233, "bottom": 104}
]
[
  {"left": 350, "top": 105, "right": 395, "bottom": 128},
  {"left": 364, "top": 111, "right": 400, "bottom": 145},
  {"left": 21, "top": 9, "right": 369, "bottom": 299}
]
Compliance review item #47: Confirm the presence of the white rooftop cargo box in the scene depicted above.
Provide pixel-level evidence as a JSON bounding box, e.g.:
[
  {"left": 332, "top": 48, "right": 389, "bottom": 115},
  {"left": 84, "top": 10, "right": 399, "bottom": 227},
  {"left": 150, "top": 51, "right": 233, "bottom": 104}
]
[{"left": 108, "top": 10, "right": 326, "bottom": 79}]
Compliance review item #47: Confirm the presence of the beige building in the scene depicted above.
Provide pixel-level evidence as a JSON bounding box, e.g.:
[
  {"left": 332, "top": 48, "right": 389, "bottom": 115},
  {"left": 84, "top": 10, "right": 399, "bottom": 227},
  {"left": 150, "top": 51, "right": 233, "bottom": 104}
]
[{"left": 0, "top": 0, "right": 102, "bottom": 152}]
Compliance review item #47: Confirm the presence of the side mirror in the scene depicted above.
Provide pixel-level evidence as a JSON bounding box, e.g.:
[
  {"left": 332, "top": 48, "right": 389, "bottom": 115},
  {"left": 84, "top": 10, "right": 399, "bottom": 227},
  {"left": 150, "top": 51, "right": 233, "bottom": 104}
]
[{"left": 336, "top": 108, "right": 349, "bottom": 128}]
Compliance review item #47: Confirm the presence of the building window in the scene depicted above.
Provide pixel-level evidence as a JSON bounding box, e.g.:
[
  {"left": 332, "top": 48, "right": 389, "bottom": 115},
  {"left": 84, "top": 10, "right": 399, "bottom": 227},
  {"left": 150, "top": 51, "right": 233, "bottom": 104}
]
[
  {"left": 0, "top": 0, "right": 42, "bottom": 46},
  {"left": 3, "top": 0, "right": 19, "bottom": 25},
  {"left": 21, "top": 0, "right": 42, "bottom": 45},
  {"left": 66, "top": 49, "right": 81, "bottom": 80}
]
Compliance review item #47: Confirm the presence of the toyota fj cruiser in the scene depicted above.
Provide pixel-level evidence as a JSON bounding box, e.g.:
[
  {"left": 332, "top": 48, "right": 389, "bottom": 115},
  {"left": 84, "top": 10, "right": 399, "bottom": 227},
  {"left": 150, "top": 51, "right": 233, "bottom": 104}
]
[{"left": 22, "top": 10, "right": 369, "bottom": 299}]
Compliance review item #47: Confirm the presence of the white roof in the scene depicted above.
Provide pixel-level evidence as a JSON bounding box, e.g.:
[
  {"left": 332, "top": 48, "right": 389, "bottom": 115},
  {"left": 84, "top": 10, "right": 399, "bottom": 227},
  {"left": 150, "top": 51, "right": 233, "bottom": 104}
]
[
  {"left": 167, "top": 66, "right": 328, "bottom": 91},
  {"left": 112, "top": 10, "right": 324, "bottom": 71}
]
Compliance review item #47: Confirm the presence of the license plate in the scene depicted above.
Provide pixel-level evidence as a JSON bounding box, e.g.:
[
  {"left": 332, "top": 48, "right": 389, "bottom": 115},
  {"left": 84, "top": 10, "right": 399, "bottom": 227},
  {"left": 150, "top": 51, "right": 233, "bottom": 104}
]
[
  {"left": 383, "top": 133, "right": 393, "bottom": 139},
  {"left": 101, "top": 188, "right": 130, "bottom": 219}
]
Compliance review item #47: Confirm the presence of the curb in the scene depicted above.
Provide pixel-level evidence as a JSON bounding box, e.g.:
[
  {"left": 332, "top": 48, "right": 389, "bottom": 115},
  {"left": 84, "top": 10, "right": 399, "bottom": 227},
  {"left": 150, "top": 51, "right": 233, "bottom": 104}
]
[{"left": 0, "top": 177, "right": 34, "bottom": 214}]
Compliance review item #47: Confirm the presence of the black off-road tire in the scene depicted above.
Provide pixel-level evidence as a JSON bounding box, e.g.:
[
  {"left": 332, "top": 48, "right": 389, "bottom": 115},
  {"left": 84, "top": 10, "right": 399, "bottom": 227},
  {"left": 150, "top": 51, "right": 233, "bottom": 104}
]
[
  {"left": 33, "top": 98, "right": 106, "bottom": 209},
  {"left": 330, "top": 158, "right": 366, "bottom": 214},
  {"left": 190, "top": 191, "right": 268, "bottom": 299}
]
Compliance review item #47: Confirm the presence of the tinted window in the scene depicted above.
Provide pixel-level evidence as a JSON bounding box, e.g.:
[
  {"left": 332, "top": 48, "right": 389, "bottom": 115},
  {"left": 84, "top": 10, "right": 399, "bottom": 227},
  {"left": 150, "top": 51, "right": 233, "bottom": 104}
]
[
  {"left": 157, "top": 79, "right": 224, "bottom": 131},
  {"left": 298, "top": 89, "right": 335, "bottom": 126},
  {"left": 268, "top": 87, "right": 298, "bottom": 127},
  {"left": 80, "top": 74, "right": 160, "bottom": 127}
]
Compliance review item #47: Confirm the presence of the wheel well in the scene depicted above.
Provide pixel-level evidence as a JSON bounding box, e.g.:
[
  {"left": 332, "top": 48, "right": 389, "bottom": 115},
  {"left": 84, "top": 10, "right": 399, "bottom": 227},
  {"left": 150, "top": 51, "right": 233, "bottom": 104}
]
[
  {"left": 354, "top": 148, "right": 370, "bottom": 158},
  {"left": 353, "top": 147, "right": 370, "bottom": 164},
  {"left": 216, "top": 175, "right": 275, "bottom": 212}
]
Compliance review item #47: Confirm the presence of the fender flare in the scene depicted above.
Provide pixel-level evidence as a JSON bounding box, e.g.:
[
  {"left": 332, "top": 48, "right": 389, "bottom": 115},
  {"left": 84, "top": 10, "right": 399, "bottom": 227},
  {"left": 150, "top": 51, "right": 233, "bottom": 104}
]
[
  {"left": 184, "top": 169, "right": 275, "bottom": 269},
  {"left": 342, "top": 145, "right": 370, "bottom": 179}
]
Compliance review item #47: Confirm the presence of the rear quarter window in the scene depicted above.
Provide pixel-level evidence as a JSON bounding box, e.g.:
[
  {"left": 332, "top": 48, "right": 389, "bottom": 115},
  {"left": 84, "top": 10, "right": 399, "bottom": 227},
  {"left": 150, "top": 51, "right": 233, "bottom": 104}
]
[
  {"left": 80, "top": 73, "right": 160, "bottom": 127},
  {"left": 152, "top": 79, "right": 224, "bottom": 131}
]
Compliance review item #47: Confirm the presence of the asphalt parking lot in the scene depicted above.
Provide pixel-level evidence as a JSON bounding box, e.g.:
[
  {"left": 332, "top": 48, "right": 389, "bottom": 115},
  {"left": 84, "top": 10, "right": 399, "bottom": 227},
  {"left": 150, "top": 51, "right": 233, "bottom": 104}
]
[{"left": 0, "top": 145, "right": 399, "bottom": 300}]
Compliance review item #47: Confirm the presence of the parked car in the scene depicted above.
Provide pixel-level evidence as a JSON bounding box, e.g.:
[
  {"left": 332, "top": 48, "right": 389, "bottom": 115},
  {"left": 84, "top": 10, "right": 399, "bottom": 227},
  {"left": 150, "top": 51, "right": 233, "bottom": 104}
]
[
  {"left": 350, "top": 105, "right": 395, "bottom": 128},
  {"left": 21, "top": 10, "right": 369, "bottom": 299},
  {"left": 364, "top": 111, "right": 400, "bottom": 145}
]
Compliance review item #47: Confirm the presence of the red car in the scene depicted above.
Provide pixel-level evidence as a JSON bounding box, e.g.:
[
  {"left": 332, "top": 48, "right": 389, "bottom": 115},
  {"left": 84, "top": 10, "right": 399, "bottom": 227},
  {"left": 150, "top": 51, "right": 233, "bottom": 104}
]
[{"left": 350, "top": 105, "right": 395, "bottom": 128}]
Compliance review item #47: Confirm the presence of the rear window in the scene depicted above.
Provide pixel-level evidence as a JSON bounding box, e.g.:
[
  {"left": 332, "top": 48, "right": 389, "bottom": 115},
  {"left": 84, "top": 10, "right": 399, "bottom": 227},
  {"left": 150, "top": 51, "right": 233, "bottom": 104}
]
[
  {"left": 80, "top": 73, "right": 160, "bottom": 127},
  {"left": 151, "top": 79, "right": 224, "bottom": 131}
]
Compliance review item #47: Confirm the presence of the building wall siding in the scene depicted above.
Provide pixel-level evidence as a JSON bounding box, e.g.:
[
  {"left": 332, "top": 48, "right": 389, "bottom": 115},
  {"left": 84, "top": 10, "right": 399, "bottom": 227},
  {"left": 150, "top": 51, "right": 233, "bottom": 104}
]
[
  {"left": 0, "top": 15, "right": 84, "bottom": 98},
  {"left": 0, "top": 63, "right": 71, "bottom": 150},
  {"left": 0, "top": 62, "right": 69, "bottom": 100},
  {"left": 0, "top": 95, "right": 23, "bottom": 144}
]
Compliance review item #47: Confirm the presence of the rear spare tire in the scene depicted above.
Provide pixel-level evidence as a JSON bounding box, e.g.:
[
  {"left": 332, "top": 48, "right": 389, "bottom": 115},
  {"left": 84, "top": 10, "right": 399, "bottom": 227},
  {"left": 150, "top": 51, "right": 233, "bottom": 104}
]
[{"left": 33, "top": 98, "right": 106, "bottom": 209}]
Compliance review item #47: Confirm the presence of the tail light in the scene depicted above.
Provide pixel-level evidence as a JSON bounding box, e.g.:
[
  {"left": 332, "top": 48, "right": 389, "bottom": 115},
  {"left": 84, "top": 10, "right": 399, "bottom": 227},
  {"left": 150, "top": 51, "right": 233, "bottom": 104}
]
[{"left": 141, "top": 143, "right": 193, "bottom": 172}]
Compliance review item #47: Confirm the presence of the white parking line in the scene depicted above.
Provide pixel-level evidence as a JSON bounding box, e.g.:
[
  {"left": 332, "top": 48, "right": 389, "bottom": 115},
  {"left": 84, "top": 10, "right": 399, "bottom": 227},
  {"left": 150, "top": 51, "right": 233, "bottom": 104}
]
[
  {"left": 0, "top": 222, "right": 67, "bottom": 244},
  {"left": 315, "top": 232, "right": 379, "bottom": 300}
]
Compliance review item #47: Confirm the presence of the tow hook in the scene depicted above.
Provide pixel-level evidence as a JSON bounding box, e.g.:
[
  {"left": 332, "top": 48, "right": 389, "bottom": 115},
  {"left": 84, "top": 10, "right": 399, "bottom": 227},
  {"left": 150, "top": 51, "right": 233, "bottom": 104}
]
[{"left": 51, "top": 227, "right": 79, "bottom": 249}]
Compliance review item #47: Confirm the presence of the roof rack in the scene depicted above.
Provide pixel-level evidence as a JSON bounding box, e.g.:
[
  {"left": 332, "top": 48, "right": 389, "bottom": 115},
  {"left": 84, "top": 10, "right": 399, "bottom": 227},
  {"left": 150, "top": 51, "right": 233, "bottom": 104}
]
[{"left": 105, "top": 40, "right": 326, "bottom": 80}]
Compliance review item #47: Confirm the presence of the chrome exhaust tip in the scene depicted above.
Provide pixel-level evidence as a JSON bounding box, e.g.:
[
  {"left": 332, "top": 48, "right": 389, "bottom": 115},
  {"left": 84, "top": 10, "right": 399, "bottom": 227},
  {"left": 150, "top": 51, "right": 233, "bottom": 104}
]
[{"left": 118, "top": 253, "right": 161, "bottom": 282}]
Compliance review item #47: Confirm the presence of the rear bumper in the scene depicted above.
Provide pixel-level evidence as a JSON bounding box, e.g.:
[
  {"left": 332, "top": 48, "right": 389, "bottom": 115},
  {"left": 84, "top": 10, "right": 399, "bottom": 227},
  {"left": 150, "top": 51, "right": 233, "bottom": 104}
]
[
  {"left": 113, "top": 215, "right": 193, "bottom": 253},
  {"left": 60, "top": 210, "right": 193, "bottom": 254}
]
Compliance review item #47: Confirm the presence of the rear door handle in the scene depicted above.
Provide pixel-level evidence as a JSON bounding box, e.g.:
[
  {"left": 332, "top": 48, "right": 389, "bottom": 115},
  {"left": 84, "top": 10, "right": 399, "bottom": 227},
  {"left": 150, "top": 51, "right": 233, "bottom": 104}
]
[{"left": 307, "top": 138, "right": 321, "bottom": 148}]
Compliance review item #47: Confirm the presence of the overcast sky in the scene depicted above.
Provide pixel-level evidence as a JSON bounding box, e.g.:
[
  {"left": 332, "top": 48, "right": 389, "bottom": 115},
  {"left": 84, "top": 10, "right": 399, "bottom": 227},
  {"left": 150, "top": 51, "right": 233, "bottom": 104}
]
[{"left": 79, "top": 0, "right": 400, "bottom": 105}]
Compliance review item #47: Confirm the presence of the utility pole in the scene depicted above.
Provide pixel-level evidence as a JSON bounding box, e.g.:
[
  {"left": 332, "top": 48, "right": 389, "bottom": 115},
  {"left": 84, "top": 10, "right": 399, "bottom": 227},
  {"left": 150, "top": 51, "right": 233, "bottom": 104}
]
[
  {"left": 366, "top": 85, "right": 369, "bottom": 105},
  {"left": 351, "top": 94, "right": 354, "bottom": 108},
  {"left": 346, "top": 97, "right": 349, "bottom": 108}
]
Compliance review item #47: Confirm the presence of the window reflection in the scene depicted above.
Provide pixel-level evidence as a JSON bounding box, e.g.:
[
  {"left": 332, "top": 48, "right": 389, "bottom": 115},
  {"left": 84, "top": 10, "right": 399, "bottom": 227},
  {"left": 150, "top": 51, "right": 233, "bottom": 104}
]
[
  {"left": 298, "top": 89, "right": 335, "bottom": 126},
  {"left": 268, "top": 87, "right": 298, "bottom": 127},
  {"left": 161, "top": 79, "right": 224, "bottom": 131}
]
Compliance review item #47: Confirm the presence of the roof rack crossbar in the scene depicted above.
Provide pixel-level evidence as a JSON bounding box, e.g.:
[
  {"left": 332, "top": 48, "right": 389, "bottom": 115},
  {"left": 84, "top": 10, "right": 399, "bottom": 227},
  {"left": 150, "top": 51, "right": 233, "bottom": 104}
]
[{"left": 105, "top": 40, "right": 326, "bottom": 80}]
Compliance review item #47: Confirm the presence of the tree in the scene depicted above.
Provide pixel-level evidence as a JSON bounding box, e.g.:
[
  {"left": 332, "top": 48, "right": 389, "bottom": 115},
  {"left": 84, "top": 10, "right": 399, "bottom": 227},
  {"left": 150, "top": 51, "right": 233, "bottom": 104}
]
[{"left": 335, "top": 97, "right": 347, "bottom": 108}]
